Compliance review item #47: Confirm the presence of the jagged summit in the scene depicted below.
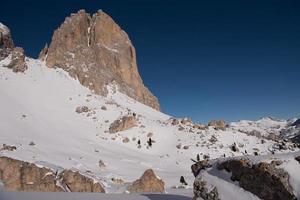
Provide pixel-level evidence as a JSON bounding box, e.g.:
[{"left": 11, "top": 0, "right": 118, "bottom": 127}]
[
  {"left": 0, "top": 23, "right": 10, "bottom": 36},
  {"left": 39, "top": 10, "right": 160, "bottom": 110},
  {"left": 0, "top": 22, "right": 14, "bottom": 55}
]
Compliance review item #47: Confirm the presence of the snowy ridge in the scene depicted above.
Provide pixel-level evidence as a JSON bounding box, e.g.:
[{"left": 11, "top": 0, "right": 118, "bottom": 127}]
[{"left": 230, "top": 117, "right": 300, "bottom": 138}]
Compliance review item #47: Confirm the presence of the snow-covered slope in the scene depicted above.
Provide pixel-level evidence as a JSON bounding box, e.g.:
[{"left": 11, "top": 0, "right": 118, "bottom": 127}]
[
  {"left": 0, "top": 57, "right": 297, "bottom": 194},
  {"left": 230, "top": 117, "right": 300, "bottom": 140}
]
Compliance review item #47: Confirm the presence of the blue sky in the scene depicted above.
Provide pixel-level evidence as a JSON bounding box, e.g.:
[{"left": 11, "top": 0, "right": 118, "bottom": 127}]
[{"left": 1, "top": 0, "right": 299, "bottom": 123}]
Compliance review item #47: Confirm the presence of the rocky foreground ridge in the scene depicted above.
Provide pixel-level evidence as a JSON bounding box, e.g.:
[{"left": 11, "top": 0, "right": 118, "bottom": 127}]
[
  {"left": 0, "top": 156, "right": 105, "bottom": 192},
  {"left": 191, "top": 152, "right": 300, "bottom": 200}
]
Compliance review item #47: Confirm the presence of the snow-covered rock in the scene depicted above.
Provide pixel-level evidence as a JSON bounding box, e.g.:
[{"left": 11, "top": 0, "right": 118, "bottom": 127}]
[{"left": 192, "top": 152, "right": 300, "bottom": 200}]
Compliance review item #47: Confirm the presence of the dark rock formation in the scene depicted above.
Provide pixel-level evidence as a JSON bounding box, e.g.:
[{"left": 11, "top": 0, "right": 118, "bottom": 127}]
[
  {"left": 40, "top": 10, "right": 160, "bottom": 110},
  {"left": 193, "top": 179, "right": 219, "bottom": 200},
  {"left": 291, "top": 119, "right": 300, "bottom": 127},
  {"left": 6, "top": 47, "right": 27, "bottom": 72},
  {"left": 1, "top": 144, "right": 17, "bottom": 151},
  {"left": 75, "top": 106, "right": 89, "bottom": 113},
  {"left": 191, "top": 160, "right": 212, "bottom": 177},
  {"left": 295, "top": 156, "right": 300, "bottom": 164},
  {"left": 217, "top": 159, "right": 296, "bottom": 200}
]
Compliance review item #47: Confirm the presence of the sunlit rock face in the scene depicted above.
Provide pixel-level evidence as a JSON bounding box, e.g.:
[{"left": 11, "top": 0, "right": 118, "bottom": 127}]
[{"left": 41, "top": 10, "right": 160, "bottom": 110}]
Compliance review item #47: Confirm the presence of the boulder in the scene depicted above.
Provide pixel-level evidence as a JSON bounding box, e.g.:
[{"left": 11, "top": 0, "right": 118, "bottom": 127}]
[
  {"left": 127, "top": 169, "right": 165, "bottom": 193},
  {"left": 59, "top": 170, "right": 104, "bottom": 192},
  {"left": 295, "top": 156, "right": 300, "bottom": 164},
  {"left": 191, "top": 160, "right": 212, "bottom": 177},
  {"left": 41, "top": 10, "right": 160, "bottom": 110},
  {"left": 193, "top": 179, "right": 219, "bottom": 200},
  {"left": 208, "top": 120, "right": 227, "bottom": 131},
  {"left": 230, "top": 143, "right": 239, "bottom": 152},
  {"left": 217, "top": 159, "right": 296, "bottom": 200},
  {"left": 98, "top": 160, "right": 106, "bottom": 169},
  {"left": 271, "top": 160, "right": 283, "bottom": 166},
  {"left": 171, "top": 118, "right": 179, "bottom": 126},
  {"left": 1, "top": 144, "right": 17, "bottom": 151},
  {"left": 0, "top": 156, "right": 62, "bottom": 192},
  {"left": 122, "top": 137, "right": 130, "bottom": 143},
  {"left": 0, "top": 156, "right": 105, "bottom": 193},
  {"left": 176, "top": 144, "right": 182, "bottom": 149},
  {"left": 75, "top": 106, "right": 89, "bottom": 113},
  {"left": 181, "top": 118, "right": 192, "bottom": 126},
  {"left": 109, "top": 115, "right": 137, "bottom": 133},
  {"left": 0, "top": 23, "right": 14, "bottom": 60},
  {"left": 5, "top": 47, "right": 27, "bottom": 72}
]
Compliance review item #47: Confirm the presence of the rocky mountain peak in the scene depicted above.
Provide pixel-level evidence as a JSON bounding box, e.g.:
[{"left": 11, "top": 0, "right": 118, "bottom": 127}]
[
  {"left": 0, "top": 23, "right": 14, "bottom": 59},
  {"left": 0, "top": 22, "right": 27, "bottom": 72},
  {"left": 40, "top": 10, "right": 160, "bottom": 110}
]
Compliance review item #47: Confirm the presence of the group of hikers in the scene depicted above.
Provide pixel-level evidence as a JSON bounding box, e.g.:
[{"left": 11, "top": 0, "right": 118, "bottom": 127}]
[{"left": 137, "top": 137, "right": 152, "bottom": 148}]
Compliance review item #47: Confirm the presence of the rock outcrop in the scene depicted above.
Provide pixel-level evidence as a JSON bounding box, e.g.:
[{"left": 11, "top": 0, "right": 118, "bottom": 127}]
[
  {"left": 6, "top": 47, "right": 27, "bottom": 72},
  {"left": 127, "top": 169, "right": 165, "bottom": 193},
  {"left": 109, "top": 115, "right": 137, "bottom": 133},
  {"left": 1, "top": 144, "right": 17, "bottom": 151},
  {"left": 59, "top": 170, "right": 105, "bottom": 192},
  {"left": 191, "top": 160, "right": 212, "bottom": 177},
  {"left": 0, "top": 156, "right": 63, "bottom": 192},
  {"left": 295, "top": 156, "right": 300, "bottom": 164},
  {"left": 40, "top": 10, "right": 160, "bottom": 110},
  {"left": 217, "top": 159, "right": 296, "bottom": 200},
  {"left": 208, "top": 120, "right": 227, "bottom": 131},
  {"left": 0, "top": 23, "right": 27, "bottom": 72},
  {"left": 193, "top": 179, "right": 219, "bottom": 200},
  {"left": 0, "top": 23, "right": 14, "bottom": 60},
  {"left": 0, "top": 156, "right": 105, "bottom": 193}
]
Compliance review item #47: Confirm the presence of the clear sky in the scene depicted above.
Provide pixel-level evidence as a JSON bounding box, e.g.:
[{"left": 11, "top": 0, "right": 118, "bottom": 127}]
[{"left": 1, "top": 0, "right": 299, "bottom": 123}]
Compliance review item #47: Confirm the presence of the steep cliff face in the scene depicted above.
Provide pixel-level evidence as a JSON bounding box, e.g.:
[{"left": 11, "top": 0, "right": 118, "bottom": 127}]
[{"left": 40, "top": 10, "right": 160, "bottom": 110}]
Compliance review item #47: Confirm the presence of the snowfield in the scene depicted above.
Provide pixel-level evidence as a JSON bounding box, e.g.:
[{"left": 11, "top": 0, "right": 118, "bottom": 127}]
[{"left": 0, "top": 57, "right": 299, "bottom": 197}]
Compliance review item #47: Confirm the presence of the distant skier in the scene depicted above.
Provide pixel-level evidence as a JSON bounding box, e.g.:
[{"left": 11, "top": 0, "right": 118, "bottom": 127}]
[
  {"left": 180, "top": 176, "right": 188, "bottom": 186},
  {"left": 147, "top": 138, "right": 152, "bottom": 148},
  {"left": 137, "top": 139, "right": 141, "bottom": 148}
]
